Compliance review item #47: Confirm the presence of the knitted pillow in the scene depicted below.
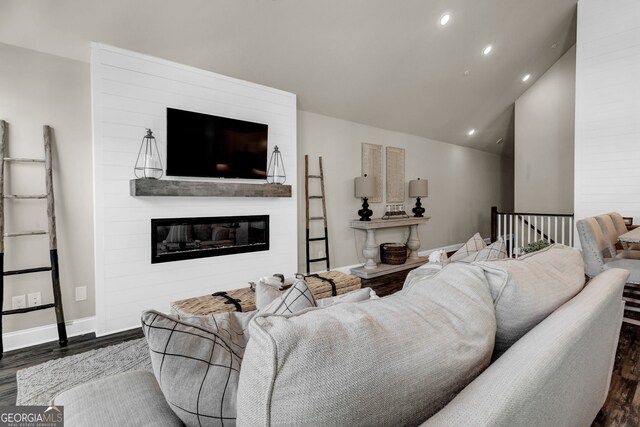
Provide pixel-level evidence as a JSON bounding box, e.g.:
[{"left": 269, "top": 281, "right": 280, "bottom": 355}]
[
  {"left": 142, "top": 310, "right": 250, "bottom": 427},
  {"left": 450, "top": 233, "right": 486, "bottom": 261},
  {"left": 458, "top": 239, "right": 508, "bottom": 263}
]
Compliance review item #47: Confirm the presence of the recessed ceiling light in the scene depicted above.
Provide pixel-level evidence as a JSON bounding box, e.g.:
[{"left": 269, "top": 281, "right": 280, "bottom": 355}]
[
  {"left": 483, "top": 45, "right": 493, "bottom": 55},
  {"left": 439, "top": 13, "right": 451, "bottom": 26},
  {"left": 468, "top": 129, "right": 476, "bottom": 136},
  {"left": 522, "top": 74, "right": 531, "bottom": 82}
]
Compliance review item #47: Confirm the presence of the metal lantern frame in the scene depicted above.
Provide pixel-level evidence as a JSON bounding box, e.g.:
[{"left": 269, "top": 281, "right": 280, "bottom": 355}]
[
  {"left": 134, "top": 129, "right": 164, "bottom": 179},
  {"left": 266, "top": 145, "right": 286, "bottom": 184}
]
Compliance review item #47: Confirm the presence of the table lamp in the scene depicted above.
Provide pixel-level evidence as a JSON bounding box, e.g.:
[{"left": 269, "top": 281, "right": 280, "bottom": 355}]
[
  {"left": 354, "top": 174, "right": 375, "bottom": 221},
  {"left": 409, "top": 178, "right": 428, "bottom": 217}
]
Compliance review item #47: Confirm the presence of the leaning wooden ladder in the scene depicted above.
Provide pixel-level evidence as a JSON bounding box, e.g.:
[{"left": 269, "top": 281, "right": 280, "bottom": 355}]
[
  {"left": 305, "top": 155, "right": 330, "bottom": 273},
  {"left": 0, "top": 121, "right": 67, "bottom": 357}
]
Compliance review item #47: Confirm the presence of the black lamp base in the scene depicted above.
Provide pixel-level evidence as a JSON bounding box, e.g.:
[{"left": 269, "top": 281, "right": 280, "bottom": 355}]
[
  {"left": 358, "top": 197, "right": 373, "bottom": 221},
  {"left": 412, "top": 197, "right": 425, "bottom": 217}
]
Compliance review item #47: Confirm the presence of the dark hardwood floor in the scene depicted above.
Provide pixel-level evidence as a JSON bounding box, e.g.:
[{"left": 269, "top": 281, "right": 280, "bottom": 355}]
[
  {"left": 0, "top": 321, "right": 638, "bottom": 426},
  {"left": 0, "top": 328, "right": 143, "bottom": 405},
  {"left": 594, "top": 322, "right": 640, "bottom": 427}
]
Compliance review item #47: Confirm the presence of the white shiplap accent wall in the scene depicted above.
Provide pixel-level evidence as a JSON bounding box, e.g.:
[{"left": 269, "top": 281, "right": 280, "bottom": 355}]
[
  {"left": 575, "top": 0, "right": 640, "bottom": 223},
  {"left": 91, "top": 43, "right": 297, "bottom": 336}
]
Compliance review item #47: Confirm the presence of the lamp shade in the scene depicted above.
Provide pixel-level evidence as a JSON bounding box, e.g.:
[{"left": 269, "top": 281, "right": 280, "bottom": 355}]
[
  {"left": 409, "top": 179, "right": 428, "bottom": 198},
  {"left": 354, "top": 175, "right": 375, "bottom": 198}
]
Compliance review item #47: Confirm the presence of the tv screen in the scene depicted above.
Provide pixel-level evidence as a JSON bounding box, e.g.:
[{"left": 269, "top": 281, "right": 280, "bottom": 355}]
[{"left": 166, "top": 107, "right": 268, "bottom": 179}]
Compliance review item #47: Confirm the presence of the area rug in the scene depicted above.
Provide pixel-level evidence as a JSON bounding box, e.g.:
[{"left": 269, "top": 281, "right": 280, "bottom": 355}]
[{"left": 16, "top": 337, "right": 152, "bottom": 405}]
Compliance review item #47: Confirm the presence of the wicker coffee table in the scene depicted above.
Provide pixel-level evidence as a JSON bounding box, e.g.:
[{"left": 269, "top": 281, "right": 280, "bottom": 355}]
[{"left": 171, "top": 271, "right": 361, "bottom": 316}]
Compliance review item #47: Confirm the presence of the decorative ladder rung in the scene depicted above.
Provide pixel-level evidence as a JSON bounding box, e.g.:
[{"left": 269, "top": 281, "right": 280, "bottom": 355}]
[
  {"left": 308, "top": 196, "right": 323, "bottom": 199},
  {"left": 4, "top": 266, "right": 52, "bottom": 276},
  {"left": 4, "top": 195, "right": 47, "bottom": 199},
  {"left": 4, "top": 230, "right": 47, "bottom": 237},
  {"left": 308, "top": 237, "right": 327, "bottom": 241},
  {"left": 3, "top": 158, "right": 45, "bottom": 163},
  {"left": 308, "top": 257, "right": 328, "bottom": 263},
  {"left": 3, "top": 303, "right": 56, "bottom": 315},
  {"left": 308, "top": 175, "right": 321, "bottom": 179}
]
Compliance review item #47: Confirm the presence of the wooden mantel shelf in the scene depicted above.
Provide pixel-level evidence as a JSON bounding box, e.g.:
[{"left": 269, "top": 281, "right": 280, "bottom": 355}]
[{"left": 129, "top": 179, "right": 292, "bottom": 198}]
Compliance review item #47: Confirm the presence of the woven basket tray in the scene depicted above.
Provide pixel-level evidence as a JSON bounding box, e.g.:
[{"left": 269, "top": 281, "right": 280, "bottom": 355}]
[
  {"left": 170, "top": 271, "right": 362, "bottom": 316},
  {"left": 380, "top": 243, "right": 408, "bottom": 265}
]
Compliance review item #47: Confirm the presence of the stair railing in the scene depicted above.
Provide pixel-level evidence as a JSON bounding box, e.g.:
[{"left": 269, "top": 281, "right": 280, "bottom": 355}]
[{"left": 490, "top": 206, "right": 574, "bottom": 258}]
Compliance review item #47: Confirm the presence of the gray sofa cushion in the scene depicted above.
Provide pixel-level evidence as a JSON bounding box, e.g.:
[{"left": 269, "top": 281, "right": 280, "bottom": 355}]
[
  {"left": 142, "top": 310, "right": 247, "bottom": 427},
  {"left": 478, "top": 244, "right": 585, "bottom": 358},
  {"left": 53, "top": 370, "right": 184, "bottom": 427},
  {"left": 237, "top": 263, "right": 496, "bottom": 427}
]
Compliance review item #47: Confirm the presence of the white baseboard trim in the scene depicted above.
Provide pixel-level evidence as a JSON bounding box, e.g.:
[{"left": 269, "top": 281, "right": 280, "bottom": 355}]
[
  {"left": 3, "top": 316, "right": 97, "bottom": 352},
  {"left": 333, "top": 241, "right": 473, "bottom": 274}
]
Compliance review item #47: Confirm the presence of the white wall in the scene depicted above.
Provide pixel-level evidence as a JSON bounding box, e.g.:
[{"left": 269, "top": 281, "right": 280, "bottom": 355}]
[
  {"left": 515, "top": 46, "right": 576, "bottom": 214},
  {"left": 297, "top": 111, "right": 510, "bottom": 272},
  {"left": 92, "top": 44, "right": 297, "bottom": 336},
  {"left": 0, "top": 43, "right": 94, "bottom": 333},
  {"left": 575, "top": 0, "right": 640, "bottom": 223}
]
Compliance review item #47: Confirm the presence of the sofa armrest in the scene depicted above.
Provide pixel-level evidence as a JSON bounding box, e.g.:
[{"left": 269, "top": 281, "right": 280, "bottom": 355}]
[{"left": 423, "top": 268, "right": 628, "bottom": 427}]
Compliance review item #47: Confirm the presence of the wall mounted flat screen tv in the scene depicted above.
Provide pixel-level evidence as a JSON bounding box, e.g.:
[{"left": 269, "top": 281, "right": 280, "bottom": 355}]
[{"left": 166, "top": 107, "right": 268, "bottom": 179}]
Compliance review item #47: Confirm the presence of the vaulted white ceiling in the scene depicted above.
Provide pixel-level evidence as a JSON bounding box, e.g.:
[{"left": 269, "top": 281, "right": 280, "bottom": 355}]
[{"left": 0, "top": 0, "right": 577, "bottom": 155}]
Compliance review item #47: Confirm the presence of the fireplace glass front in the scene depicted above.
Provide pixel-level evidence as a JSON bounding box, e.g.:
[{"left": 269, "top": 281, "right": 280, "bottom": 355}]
[{"left": 151, "top": 215, "right": 269, "bottom": 264}]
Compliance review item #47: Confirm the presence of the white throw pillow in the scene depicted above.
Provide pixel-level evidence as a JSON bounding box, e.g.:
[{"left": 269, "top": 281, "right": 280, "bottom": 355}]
[
  {"left": 450, "top": 232, "right": 486, "bottom": 261},
  {"left": 254, "top": 276, "right": 285, "bottom": 309},
  {"left": 477, "top": 244, "right": 586, "bottom": 358},
  {"left": 458, "top": 239, "right": 508, "bottom": 263}
]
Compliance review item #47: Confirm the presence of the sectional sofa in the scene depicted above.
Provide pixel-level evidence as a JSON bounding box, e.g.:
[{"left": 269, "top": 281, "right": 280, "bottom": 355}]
[{"left": 54, "top": 245, "right": 627, "bottom": 426}]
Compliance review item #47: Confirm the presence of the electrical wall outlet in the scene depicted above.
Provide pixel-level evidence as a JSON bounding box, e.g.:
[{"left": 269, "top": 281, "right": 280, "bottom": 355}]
[
  {"left": 75, "top": 286, "right": 87, "bottom": 301},
  {"left": 27, "top": 292, "right": 41, "bottom": 307},
  {"left": 12, "top": 295, "right": 26, "bottom": 309}
]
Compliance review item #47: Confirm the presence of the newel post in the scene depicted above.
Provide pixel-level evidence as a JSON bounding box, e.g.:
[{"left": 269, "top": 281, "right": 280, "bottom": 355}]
[{"left": 490, "top": 206, "right": 498, "bottom": 243}]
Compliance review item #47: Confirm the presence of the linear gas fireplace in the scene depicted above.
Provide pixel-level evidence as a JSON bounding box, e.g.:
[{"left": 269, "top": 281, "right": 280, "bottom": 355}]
[{"left": 151, "top": 215, "right": 269, "bottom": 264}]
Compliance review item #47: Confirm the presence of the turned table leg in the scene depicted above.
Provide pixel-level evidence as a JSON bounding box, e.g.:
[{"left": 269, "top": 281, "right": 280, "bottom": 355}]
[
  {"left": 407, "top": 224, "right": 421, "bottom": 260},
  {"left": 363, "top": 229, "right": 378, "bottom": 269}
]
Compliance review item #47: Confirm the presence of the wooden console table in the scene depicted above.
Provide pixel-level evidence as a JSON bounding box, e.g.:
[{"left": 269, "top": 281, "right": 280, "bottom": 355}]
[{"left": 350, "top": 217, "right": 430, "bottom": 279}]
